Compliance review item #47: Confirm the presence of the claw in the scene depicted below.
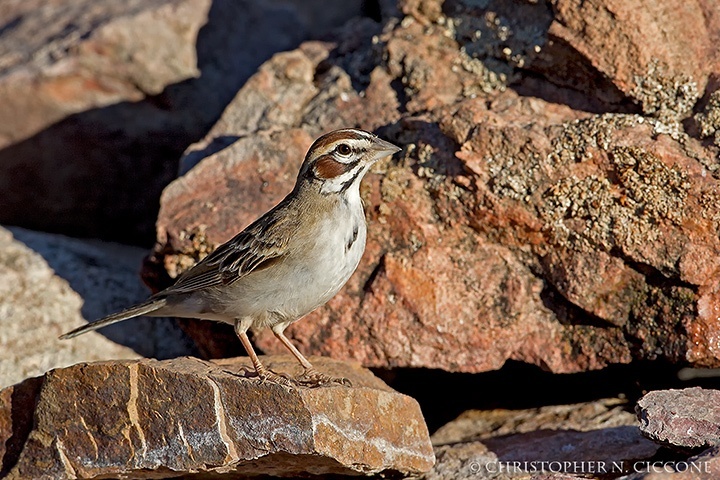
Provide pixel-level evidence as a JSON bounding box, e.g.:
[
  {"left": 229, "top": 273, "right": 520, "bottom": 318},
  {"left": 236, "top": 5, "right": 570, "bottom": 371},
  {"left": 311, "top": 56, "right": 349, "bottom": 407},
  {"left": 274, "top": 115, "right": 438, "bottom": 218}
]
[
  {"left": 297, "top": 368, "right": 352, "bottom": 388},
  {"left": 258, "top": 370, "right": 296, "bottom": 388},
  {"left": 223, "top": 367, "right": 297, "bottom": 388},
  {"left": 336, "top": 376, "right": 353, "bottom": 387}
]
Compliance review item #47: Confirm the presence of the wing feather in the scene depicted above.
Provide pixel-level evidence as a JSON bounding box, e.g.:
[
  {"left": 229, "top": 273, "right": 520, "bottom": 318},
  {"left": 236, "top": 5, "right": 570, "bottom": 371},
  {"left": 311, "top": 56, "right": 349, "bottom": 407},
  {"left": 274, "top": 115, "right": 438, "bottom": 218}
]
[{"left": 163, "top": 201, "right": 297, "bottom": 295}]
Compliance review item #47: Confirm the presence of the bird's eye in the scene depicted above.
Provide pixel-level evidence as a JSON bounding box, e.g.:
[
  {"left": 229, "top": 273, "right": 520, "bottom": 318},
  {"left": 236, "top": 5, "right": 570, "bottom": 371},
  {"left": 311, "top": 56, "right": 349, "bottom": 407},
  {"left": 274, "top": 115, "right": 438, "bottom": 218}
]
[{"left": 336, "top": 144, "right": 352, "bottom": 156}]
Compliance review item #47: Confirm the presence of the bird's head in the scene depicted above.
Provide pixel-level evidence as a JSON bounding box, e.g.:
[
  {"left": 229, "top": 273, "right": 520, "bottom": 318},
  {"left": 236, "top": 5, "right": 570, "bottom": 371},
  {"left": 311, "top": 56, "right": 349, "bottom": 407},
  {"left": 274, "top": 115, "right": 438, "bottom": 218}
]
[{"left": 298, "top": 129, "right": 401, "bottom": 195}]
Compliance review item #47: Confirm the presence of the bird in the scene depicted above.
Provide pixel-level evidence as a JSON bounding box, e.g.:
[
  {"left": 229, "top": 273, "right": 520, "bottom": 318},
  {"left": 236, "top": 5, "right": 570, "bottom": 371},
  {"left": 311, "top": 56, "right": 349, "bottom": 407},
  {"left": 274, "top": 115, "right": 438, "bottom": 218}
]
[{"left": 61, "top": 128, "right": 401, "bottom": 387}]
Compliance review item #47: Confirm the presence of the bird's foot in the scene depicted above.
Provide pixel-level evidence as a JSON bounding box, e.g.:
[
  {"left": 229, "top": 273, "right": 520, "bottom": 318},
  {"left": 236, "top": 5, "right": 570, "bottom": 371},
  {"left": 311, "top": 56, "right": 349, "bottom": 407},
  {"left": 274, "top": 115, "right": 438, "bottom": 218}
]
[
  {"left": 223, "top": 366, "right": 296, "bottom": 388},
  {"left": 296, "top": 368, "right": 352, "bottom": 388},
  {"left": 257, "top": 368, "right": 296, "bottom": 388}
]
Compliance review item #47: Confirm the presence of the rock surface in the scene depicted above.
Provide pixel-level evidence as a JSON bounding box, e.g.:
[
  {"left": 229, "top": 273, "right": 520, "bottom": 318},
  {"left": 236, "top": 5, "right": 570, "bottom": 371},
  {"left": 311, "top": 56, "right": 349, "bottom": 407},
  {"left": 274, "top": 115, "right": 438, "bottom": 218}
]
[
  {"left": 144, "top": 0, "right": 720, "bottom": 372},
  {"left": 0, "top": 0, "right": 365, "bottom": 243},
  {"left": 0, "top": 0, "right": 210, "bottom": 243},
  {"left": 637, "top": 387, "right": 720, "bottom": 448},
  {"left": 538, "top": 0, "right": 709, "bottom": 119},
  {"left": 431, "top": 398, "right": 641, "bottom": 445},
  {"left": 0, "top": 0, "right": 207, "bottom": 149},
  {"left": 0, "top": 356, "right": 435, "bottom": 479},
  {"left": 424, "top": 399, "right": 658, "bottom": 479},
  {"left": 0, "top": 226, "right": 194, "bottom": 388}
]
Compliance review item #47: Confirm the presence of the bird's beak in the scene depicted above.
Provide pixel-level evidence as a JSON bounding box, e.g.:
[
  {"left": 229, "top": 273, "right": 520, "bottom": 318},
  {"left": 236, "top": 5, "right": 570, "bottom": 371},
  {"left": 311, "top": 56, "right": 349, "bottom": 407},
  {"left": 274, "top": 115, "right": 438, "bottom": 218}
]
[{"left": 370, "top": 137, "right": 402, "bottom": 161}]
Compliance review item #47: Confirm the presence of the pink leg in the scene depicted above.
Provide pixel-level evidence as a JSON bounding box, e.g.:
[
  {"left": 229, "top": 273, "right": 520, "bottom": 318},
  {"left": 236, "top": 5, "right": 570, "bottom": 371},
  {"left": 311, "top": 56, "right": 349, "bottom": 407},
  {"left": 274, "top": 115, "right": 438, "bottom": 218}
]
[
  {"left": 271, "top": 325, "right": 351, "bottom": 387},
  {"left": 234, "top": 319, "right": 293, "bottom": 386}
]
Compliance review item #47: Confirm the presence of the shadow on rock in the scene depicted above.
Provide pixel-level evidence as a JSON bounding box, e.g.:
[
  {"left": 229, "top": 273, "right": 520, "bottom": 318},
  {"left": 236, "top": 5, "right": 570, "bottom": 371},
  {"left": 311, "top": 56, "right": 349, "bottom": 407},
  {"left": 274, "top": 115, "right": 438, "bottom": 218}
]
[{"left": 0, "top": 0, "right": 367, "bottom": 245}]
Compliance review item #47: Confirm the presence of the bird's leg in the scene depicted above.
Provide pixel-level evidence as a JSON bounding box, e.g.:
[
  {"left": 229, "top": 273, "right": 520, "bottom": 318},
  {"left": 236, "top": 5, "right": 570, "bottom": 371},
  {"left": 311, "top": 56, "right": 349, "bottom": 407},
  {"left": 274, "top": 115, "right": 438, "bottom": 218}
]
[
  {"left": 271, "top": 325, "right": 352, "bottom": 387},
  {"left": 234, "top": 319, "right": 294, "bottom": 387}
]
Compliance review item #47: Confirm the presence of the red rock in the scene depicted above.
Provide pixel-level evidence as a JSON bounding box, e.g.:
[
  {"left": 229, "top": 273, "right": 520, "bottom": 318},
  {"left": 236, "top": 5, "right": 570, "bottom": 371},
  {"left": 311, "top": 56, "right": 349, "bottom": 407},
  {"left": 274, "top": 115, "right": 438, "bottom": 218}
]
[
  {"left": 0, "top": 356, "right": 435, "bottom": 479},
  {"left": 0, "top": 377, "right": 42, "bottom": 479},
  {"left": 144, "top": 0, "right": 720, "bottom": 373},
  {"left": 546, "top": 0, "right": 709, "bottom": 116}
]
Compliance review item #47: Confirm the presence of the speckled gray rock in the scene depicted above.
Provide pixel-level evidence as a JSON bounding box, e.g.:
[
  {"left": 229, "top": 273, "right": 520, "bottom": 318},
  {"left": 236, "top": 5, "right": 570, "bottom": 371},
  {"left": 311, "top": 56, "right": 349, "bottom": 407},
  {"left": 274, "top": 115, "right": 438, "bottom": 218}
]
[
  {"left": 637, "top": 388, "right": 720, "bottom": 448},
  {"left": 0, "top": 226, "right": 194, "bottom": 388},
  {"left": 0, "top": 356, "right": 435, "bottom": 479}
]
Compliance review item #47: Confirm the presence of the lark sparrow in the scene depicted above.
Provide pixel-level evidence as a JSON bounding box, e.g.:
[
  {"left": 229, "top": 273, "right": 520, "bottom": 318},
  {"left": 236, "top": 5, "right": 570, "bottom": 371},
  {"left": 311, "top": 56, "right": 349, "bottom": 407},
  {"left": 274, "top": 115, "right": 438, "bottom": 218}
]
[{"left": 61, "top": 129, "right": 401, "bottom": 387}]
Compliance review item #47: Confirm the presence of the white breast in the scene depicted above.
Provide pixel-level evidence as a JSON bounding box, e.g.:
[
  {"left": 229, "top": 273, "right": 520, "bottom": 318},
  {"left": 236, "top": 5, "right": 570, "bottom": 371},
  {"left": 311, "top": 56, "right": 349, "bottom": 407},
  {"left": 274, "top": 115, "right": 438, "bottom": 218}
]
[
  {"left": 193, "top": 188, "right": 368, "bottom": 326},
  {"left": 305, "top": 190, "right": 367, "bottom": 308}
]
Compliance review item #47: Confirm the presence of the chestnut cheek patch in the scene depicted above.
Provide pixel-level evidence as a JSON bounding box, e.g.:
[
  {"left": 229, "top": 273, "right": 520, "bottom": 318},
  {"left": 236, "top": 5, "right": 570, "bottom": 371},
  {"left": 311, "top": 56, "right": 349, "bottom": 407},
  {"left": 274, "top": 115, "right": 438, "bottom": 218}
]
[{"left": 314, "top": 156, "right": 353, "bottom": 179}]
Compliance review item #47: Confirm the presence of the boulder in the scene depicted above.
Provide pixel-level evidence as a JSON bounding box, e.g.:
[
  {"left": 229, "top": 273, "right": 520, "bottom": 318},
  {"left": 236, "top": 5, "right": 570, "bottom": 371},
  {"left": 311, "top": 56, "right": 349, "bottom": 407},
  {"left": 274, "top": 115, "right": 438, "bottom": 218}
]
[
  {"left": 637, "top": 388, "right": 720, "bottom": 449},
  {"left": 539, "top": 0, "right": 709, "bottom": 119},
  {"left": 0, "top": 226, "right": 193, "bottom": 388},
  {"left": 143, "top": 0, "right": 720, "bottom": 373},
  {"left": 0, "top": 356, "right": 435, "bottom": 478},
  {"left": 0, "top": 0, "right": 210, "bottom": 243}
]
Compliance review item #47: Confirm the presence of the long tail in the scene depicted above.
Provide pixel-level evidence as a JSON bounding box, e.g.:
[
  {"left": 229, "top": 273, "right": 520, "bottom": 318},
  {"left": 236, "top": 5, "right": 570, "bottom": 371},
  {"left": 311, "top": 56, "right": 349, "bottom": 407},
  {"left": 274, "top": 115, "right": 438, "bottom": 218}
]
[{"left": 59, "top": 298, "right": 167, "bottom": 339}]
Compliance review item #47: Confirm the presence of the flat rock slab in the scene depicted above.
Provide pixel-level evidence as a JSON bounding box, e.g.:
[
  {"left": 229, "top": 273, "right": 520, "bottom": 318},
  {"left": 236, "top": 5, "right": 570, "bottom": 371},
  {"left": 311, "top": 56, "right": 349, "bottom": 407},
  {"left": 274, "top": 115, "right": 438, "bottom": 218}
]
[
  {"left": 637, "top": 388, "right": 720, "bottom": 448},
  {"left": 0, "top": 356, "right": 434, "bottom": 479}
]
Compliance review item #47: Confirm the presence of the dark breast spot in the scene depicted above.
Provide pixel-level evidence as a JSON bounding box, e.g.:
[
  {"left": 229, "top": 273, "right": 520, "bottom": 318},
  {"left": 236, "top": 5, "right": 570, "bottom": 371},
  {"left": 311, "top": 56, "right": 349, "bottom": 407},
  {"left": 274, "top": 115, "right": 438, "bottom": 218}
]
[{"left": 346, "top": 223, "right": 359, "bottom": 252}]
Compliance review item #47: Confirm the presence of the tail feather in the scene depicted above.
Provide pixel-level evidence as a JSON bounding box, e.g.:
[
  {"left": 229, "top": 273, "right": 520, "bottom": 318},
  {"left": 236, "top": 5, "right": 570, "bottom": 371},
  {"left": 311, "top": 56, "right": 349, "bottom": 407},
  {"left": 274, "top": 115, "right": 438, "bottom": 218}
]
[{"left": 59, "top": 298, "right": 167, "bottom": 339}]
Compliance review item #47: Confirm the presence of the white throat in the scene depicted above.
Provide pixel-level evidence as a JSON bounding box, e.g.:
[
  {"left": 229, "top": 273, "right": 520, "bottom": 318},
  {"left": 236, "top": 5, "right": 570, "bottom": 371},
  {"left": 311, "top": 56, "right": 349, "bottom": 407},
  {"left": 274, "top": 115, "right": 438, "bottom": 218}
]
[{"left": 319, "top": 164, "right": 372, "bottom": 195}]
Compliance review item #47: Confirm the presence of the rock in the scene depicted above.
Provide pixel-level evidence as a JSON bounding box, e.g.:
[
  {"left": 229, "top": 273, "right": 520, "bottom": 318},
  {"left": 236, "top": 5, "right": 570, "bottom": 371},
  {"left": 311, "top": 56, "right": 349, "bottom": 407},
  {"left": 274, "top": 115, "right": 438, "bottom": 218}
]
[
  {"left": 412, "top": 0, "right": 712, "bottom": 118},
  {"left": 0, "top": 0, "right": 207, "bottom": 149},
  {"left": 0, "top": 0, "right": 211, "bottom": 243},
  {"left": 431, "top": 398, "right": 640, "bottom": 445},
  {"left": 424, "top": 399, "right": 659, "bottom": 479},
  {"left": 0, "top": 356, "right": 435, "bottom": 479},
  {"left": 694, "top": 89, "right": 720, "bottom": 146},
  {"left": 425, "top": 442, "right": 504, "bottom": 480},
  {"left": 539, "top": 0, "right": 708, "bottom": 119},
  {"left": 0, "top": 226, "right": 194, "bottom": 388},
  {"left": 0, "top": 0, "right": 365, "bottom": 243},
  {"left": 637, "top": 388, "right": 720, "bottom": 449},
  {"left": 144, "top": 1, "right": 720, "bottom": 372}
]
